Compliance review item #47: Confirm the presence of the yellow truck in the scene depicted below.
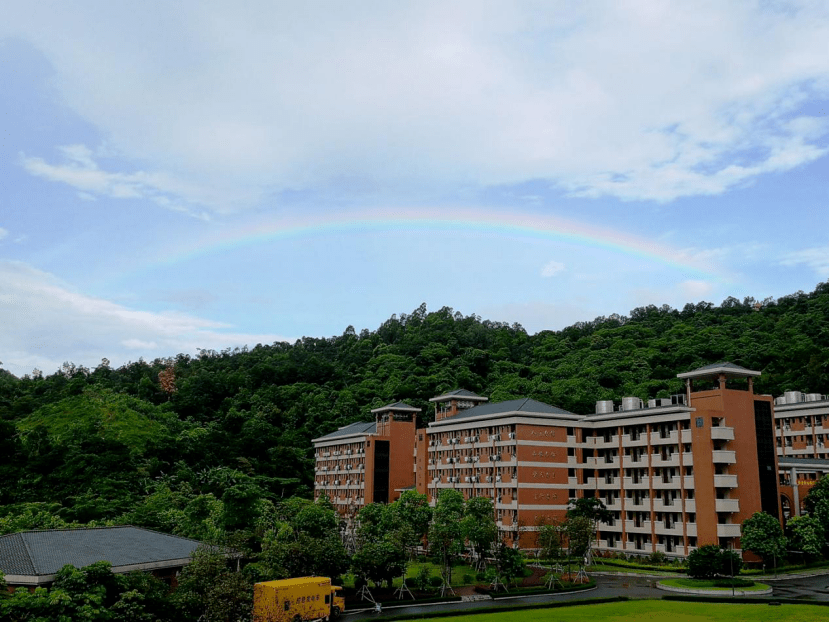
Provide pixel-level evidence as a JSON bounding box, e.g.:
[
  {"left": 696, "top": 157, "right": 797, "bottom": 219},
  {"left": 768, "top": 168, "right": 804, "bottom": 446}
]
[{"left": 253, "top": 576, "right": 345, "bottom": 622}]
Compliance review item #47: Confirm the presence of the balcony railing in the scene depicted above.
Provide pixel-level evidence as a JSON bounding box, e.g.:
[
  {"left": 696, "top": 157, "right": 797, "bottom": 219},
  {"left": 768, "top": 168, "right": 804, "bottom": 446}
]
[
  {"left": 717, "top": 523, "right": 741, "bottom": 538},
  {"left": 714, "top": 474, "right": 738, "bottom": 488},
  {"left": 624, "top": 520, "right": 652, "bottom": 533},
  {"left": 712, "top": 450, "right": 736, "bottom": 464},
  {"left": 715, "top": 498, "right": 740, "bottom": 513},
  {"left": 710, "top": 426, "right": 735, "bottom": 442}
]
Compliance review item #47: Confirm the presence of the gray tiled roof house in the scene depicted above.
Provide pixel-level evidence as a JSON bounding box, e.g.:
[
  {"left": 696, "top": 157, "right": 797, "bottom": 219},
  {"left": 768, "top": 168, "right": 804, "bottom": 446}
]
[{"left": 0, "top": 526, "right": 212, "bottom": 587}]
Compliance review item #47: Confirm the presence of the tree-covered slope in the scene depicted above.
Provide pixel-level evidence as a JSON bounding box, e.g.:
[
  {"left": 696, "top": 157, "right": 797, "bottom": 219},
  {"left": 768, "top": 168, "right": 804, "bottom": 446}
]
[{"left": 0, "top": 283, "right": 826, "bottom": 529}]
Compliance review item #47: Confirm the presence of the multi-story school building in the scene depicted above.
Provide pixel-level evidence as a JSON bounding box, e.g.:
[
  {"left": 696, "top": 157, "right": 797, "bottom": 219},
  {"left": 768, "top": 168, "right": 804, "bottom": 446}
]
[{"left": 312, "top": 362, "right": 829, "bottom": 558}]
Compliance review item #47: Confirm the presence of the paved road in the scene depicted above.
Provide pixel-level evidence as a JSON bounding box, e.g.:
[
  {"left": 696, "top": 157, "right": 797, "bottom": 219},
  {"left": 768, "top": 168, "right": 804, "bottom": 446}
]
[{"left": 341, "top": 573, "right": 828, "bottom": 621}]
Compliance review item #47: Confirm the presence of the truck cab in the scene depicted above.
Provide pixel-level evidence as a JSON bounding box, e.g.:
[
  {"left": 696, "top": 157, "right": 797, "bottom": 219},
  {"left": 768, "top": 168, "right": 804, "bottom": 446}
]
[{"left": 328, "top": 585, "right": 344, "bottom": 618}]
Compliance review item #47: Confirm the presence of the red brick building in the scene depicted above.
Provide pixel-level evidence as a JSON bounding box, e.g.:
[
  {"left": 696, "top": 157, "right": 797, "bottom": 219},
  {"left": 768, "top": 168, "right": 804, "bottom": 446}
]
[{"left": 312, "top": 362, "right": 829, "bottom": 558}]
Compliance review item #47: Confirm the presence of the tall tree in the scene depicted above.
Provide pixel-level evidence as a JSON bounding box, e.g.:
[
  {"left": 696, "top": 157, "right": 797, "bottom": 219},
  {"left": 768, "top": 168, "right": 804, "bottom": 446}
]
[
  {"left": 740, "top": 511, "right": 786, "bottom": 570},
  {"left": 428, "top": 489, "right": 465, "bottom": 589},
  {"left": 461, "top": 496, "right": 498, "bottom": 569}
]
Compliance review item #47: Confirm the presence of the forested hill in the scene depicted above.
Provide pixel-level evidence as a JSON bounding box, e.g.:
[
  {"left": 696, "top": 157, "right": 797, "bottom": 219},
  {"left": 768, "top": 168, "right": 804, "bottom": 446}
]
[{"left": 0, "top": 283, "right": 827, "bottom": 531}]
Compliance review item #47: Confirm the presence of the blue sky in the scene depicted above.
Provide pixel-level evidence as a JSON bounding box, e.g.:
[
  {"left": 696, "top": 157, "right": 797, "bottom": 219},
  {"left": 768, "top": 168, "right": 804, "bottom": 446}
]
[{"left": 1, "top": 1, "right": 827, "bottom": 378}]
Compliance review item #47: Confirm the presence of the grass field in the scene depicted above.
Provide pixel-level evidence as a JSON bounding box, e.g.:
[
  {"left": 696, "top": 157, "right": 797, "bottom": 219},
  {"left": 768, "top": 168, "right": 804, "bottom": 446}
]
[
  {"left": 415, "top": 599, "right": 827, "bottom": 622},
  {"left": 587, "top": 562, "right": 685, "bottom": 575},
  {"left": 659, "top": 578, "right": 770, "bottom": 591},
  {"left": 342, "top": 562, "right": 480, "bottom": 589}
]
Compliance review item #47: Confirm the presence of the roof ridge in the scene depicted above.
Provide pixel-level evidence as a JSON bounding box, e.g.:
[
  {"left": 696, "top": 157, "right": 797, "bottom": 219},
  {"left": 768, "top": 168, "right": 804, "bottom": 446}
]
[{"left": 19, "top": 532, "right": 36, "bottom": 574}]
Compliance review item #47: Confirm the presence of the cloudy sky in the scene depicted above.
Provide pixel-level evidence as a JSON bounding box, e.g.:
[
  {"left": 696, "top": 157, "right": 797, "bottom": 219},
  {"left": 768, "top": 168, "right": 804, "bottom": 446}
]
[{"left": 1, "top": 0, "right": 827, "bottom": 378}]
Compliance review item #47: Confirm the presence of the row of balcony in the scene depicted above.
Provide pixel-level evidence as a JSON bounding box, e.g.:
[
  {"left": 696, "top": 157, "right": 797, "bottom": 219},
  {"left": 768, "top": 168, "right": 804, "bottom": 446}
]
[{"left": 429, "top": 472, "right": 738, "bottom": 491}]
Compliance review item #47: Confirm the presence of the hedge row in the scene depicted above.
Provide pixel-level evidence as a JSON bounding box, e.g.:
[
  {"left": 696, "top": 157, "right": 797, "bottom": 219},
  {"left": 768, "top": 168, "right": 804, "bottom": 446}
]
[{"left": 376, "top": 595, "right": 629, "bottom": 621}]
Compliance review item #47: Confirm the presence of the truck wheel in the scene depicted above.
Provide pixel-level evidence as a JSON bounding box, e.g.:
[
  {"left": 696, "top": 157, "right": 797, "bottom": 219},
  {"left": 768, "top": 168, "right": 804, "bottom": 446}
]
[{"left": 331, "top": 605, "right": 341, "bottom": 619}]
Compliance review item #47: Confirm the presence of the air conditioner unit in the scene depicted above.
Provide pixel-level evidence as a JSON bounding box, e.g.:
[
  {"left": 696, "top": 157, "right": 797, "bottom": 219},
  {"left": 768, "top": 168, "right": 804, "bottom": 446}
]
[
  {"left": 472, "top": 456, "right": 479, "bottom": 463},
  {"left": 448, "top": 477, "right": 456, "bottom": 483},
  {"left": 464, "top": 437, "right": 470, "bottom": 443},
  {"left": 464, "top": 477, "right": 471, "bottom": 483},
  {"left": 496, "top": 476, "right": 502, "bottom": 482},
  {"left": 509, "top": 433, "right": 516, "bottom": 439},
  {"left": 451, "top": 438, "right": 459, "bottom": 444},
  {"left": 471, "top": 476, "right": 478, "bottom": 483},
  {"left": 464, "top": 456, "right": 472, "bottom": 463},
  {"left": 429, "top": 440, "right": 435, "bottom": 446},
  {"left": 492, "top": 434, "right": 501, "bottom": 442},
  {"left": 486, "top": 476, "right": 492, "bottom": 482}
]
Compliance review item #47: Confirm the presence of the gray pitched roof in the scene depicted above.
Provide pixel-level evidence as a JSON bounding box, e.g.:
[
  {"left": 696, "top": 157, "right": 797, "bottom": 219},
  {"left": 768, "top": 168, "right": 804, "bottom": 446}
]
[
  {"left": 777, "top": 457, "right": 830, "bottom": 468},
  {"left": 370, "top": 401, "right": 421, "bottom": 413},
  {"left": 677, "top": 362, "right": 761, "bottom": 379},
  {"left": 433, "top": 397, "right": 574, "bottom": 425},
  {"left": 429, "top": 389, "right": 488, "bottom": 403},
  {"left": 0, "top": 526, "right": 203, "bottom": 576},
  {"left": 314, "top": 420, "right": 376, "bottom": 441}
]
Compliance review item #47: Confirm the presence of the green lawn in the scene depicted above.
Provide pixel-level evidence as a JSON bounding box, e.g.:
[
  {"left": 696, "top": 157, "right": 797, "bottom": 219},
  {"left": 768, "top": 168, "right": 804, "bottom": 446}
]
[
  {"left": 660, "top": 578, "right": 770, "bottom": 591},
  {"left": 587, "top": 562, "right": 685, "bottom": 575},
  {"left": 416, "top": 599, "right": 827, "bottom": 622},
  {"left": 342, "top": 562, "right": 479, "bottom": 589}
]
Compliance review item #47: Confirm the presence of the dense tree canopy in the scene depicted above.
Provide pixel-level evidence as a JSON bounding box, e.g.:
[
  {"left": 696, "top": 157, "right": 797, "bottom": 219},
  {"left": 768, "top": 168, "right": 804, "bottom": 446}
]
[{"left": 0, "top": 283, "right": 826, "bottom": 544}]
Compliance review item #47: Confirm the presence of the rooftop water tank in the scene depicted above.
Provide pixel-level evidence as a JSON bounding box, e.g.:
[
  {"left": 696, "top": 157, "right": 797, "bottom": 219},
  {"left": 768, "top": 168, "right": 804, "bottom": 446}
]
[
  {"left": 806, "top": 393, "right": 823, "bottom": 402},
  {"left": 784, "top": 391, "right": 804, "bottom": 404},
  {"left": 774, "top": 396, "right": 786, "bottom": 405},
  {"left": 621, "top": 397, "right": 643, "bottom": 411},
  {"left": 595, "top": 400, "right": 615, "bottom": 414},
  {"left": 660, "top": 398, "right": 673, "bottom": 407},
  {"left": 647, "top": 399, "right": 658, "bottom": 408}
]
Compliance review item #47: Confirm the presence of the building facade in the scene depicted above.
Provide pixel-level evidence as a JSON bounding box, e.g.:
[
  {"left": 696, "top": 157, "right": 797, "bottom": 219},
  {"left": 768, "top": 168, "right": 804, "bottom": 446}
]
[
  {"left": 312, "top": 362, "right": 829, "bottom": 558},
  {"left": 312, "top": 402, "right": 419, "bottom": 519}
]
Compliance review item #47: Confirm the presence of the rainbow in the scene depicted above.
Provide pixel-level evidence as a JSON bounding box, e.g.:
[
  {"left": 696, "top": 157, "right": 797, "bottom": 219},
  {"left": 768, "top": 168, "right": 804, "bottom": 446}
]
[{"left": 152, "top": 206, "right": 725, "bottom": 281}]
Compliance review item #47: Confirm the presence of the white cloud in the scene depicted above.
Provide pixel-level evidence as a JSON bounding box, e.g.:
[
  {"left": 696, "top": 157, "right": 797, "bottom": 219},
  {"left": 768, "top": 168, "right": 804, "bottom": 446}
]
[
  {"left": 122, "top": 339, "right": 159, "bottom": 350},
  {"left": 0, "top": 260, "right": 293, "bottom": 378},
  {"left": 680, "top": 280, "right": 715, "bottom": 300},
  {"left": 540, "top": 260, "right": 565, "bottom": 278},
  {"left": 780, "top": 247, "right": 829, "bottom": 276},
  {"left": 20, "top": 146, "right": 211, "bottom": 219},
  {"left": 3, "top": 1, "right": 827, "bottom": 209},
  {"left": 0, "top": 227, "right": 8, "bottom": 240}
]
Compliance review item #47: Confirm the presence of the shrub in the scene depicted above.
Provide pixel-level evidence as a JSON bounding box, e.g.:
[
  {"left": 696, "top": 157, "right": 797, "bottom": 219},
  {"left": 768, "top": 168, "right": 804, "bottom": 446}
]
[
  {"left": 648, "top": 551, "right": 667, "bottom": 565},
  {"left": 428, "top": 576, "right": 443, "bottom": 588},
  {"left": 462, "top": 573, "right": 474, "bottom": 584},
  {"left": 687, "top": 545, "right": 742, "bottom": 579},
  {"left": 713, "top": 578, "right": 755, "bottom": 588},
  {"left": 412, "top": 565, "right": 431, "bottom": 592}
]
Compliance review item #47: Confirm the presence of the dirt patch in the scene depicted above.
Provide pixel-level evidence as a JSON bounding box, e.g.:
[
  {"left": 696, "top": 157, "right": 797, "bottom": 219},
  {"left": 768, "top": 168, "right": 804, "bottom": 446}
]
[{"left": 521, "top": 566, "right": 546, "bottom": 587}]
